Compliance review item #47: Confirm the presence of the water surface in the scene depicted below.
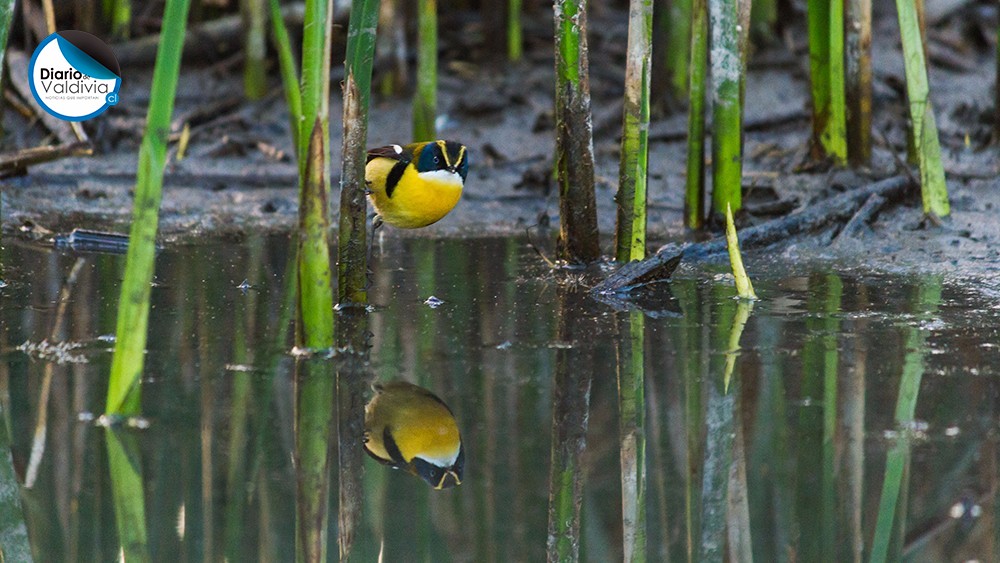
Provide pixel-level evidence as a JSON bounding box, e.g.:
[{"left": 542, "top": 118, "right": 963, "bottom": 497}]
[{"left": 1, "top": 236, "right": 998, "bottom": 561}]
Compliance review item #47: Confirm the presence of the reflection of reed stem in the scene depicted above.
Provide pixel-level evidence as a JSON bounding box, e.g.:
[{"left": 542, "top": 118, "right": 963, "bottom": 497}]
[
  {"left": 546, "top": 288, "right": 594, "bottom": 561},
  {"left": 617, "top": 311, "right": 647, "bottom": 561},
  {"left": 26, "top": 258, "right": 85, "bottom": 489}
]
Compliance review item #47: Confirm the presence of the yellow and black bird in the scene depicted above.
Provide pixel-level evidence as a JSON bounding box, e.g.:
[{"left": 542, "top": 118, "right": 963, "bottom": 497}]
[
  {"left": 365, "top": 140, "right": 469, "bottom": 229},
  {"left": 363, "top": 380, "right": 464, "bottom": 490}
]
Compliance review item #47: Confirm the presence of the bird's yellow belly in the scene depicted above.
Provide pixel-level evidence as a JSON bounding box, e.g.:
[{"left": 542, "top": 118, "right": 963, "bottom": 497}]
[{"left": 367, "top": 161, "right": 463, "bottom": 228}]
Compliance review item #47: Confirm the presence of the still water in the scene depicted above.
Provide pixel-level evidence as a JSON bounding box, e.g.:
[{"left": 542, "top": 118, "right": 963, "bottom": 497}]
[{"left": 1, "top": 235, "right": 998, "bottom": 562}]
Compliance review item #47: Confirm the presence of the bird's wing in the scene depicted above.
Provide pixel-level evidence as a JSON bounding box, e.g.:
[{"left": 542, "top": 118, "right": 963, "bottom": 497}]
[{"left": 367, "top": 144, "right": 412, "bottom": 164}]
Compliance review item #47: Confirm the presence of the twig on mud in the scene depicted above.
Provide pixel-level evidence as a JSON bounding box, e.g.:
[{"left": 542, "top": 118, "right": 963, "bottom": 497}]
[
  {"left": 833, "top": 193, "right": 888, "bottom": 243},
  {"left": 592, "top": 175, "right": 914, "bottom": 294},
  {"left": 0, "top": 142, "right": 93, "bottom": 177}
]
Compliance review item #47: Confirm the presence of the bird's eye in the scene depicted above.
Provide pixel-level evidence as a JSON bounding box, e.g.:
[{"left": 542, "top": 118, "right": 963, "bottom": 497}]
[{"left": 433, "top": 156, "right": 440, "bottom": 164}]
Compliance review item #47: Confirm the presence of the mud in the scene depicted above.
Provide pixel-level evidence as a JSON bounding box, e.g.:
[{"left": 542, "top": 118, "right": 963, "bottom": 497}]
[{"left": 2, "top": 3, "right": 999, "bottom": 291}]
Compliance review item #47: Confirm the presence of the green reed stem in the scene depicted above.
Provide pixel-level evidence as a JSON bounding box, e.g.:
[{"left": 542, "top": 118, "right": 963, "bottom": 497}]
[
  {"left": 338, "top": 0, "right": 380, "bottom": 306},
  {"left": 508, "top": 0, "right": 522, "bottom": 61},
  {"left": 296, "top": 0, "right": 335, "bottom": 348},
  {"left": 413, "top": 0, "right": 437, "bottom": 141},
  {"left": 615, "top": 0, "right": 653, "bottom": 262},
  {"left": 554, "top": 0, "right": 600, "bottom": 263},
  {"left": 708, "top": 0, "right": 743, "bottom": 217},
  {"left": 665, "top": 0, "right": 691, "bottom": 98},
  {"left": 684, "top": 0, "right": 707, "bottom": 229},
  {"left": 807, "top": 0, "right": 846, "bottom": 162},
  {"left": 241, "top": 0, "right": 268, "bottom": 99},
  {"left": 617, "top": 311, "right": 647, "bottom": 562},
  {"left": 845, "top": 0, "right": 871, "bottom": 164},
  {"left": 110, "top": 0, "right": 131, "bottom": 39},
  {"left": 107, "top": 429, "right": 150, "bottom": 562},
  {"left": 106, "top": 0, "right": 191, "bottom": 414},
  {"left": 269, "top": 0, "right": 302, "bottom": 156},
  {"left": 895, "top": 0, "right": 949, "bottom": 218}
]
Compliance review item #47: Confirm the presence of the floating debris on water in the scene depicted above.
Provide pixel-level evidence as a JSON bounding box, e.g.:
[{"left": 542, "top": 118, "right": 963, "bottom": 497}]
[
  {"left": 496, "top": 341, "right": 513, "bottom": 350},
  {"left": 53, "top": 228, "right": 154, "bottom": 255},
  {"left": 17, "top": 339, "right": 87, "bottom": 364},
  {"left": 237, "top": 279, "right": 252, "bottom": 294},
  {"left": 0, "top": 280, "right": 7, "bottom": 289},
  {"left": 94, "top": 414, "right": 151, "bottom": 429},
  {"left": 424, "top": 295, "right": 445, "bottom": 308},
  {"left": 225, "top": 363, "right": 254, "bottom": 372},
  {"left": 97, "top": 334, "right": 116, "bottom": 343}
]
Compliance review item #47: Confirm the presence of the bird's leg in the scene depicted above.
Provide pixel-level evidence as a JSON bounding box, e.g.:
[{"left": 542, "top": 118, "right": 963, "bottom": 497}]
[{"left": 365, "top": 214, "right": 384, "bottom": 290}]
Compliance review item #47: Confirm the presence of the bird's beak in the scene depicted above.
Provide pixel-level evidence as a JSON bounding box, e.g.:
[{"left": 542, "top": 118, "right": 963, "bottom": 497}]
[
  {"left": 434, "top": 469, "right": 462, "bottom": 490},
  {"left": 447, "top": 166, "right": 457, "bottom": 174}
]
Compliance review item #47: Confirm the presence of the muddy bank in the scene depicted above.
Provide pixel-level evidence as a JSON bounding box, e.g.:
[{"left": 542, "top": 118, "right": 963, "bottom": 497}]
[{"left": 2, "top": 3, "right": 999, "bottom": 289}]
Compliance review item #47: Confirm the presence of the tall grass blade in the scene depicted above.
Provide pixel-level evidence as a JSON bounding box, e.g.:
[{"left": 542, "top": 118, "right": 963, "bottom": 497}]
[
  {"left": 106, "top": 0, "right": 191, "bottom": 414},
  {"left": 894, "top": 0, "right": 949, "bottom": 218},
  {"left": 241, "top": 0, "right": 268, "bottom": 99},
  {"left": 413, "top": 0, "right": 437, "bottom": 141},
  {"left": 554, "top": 0, "right": 600, "bottom": 263},
  {"left": 338, "top": 0, "right": 380, "bottom": 305},
  {"left": 819, "top": 276, "right": 842, "bottom": 558},
  {"left": 845, "top": 0, "right": 872, "bottom": 164},
  {"left": 708, "top": 0, "right": 744, "bottom": 216},
  {"left": 508, "top": 0, "right": 522, "bottom": 61},
  {"left": 827, "top": 0, "right": 848, "bottom": 161},
  {"left": 617, "top": 311, "right": 647, "bottom": 561},
  {"left": 106, "top": 429, "right": 150, "bottom": 562},
  {"left": 615, "top": 0, "right": 653, "bottom": 262},
  {"left": 269, "top": 0, "right": 302, "bottom": 156},
  {"left": 684, "top": 0, "right": 707, "bottom": 229},
  {"left": 868, "top": 279, "right": 941, "bottom": 562}
]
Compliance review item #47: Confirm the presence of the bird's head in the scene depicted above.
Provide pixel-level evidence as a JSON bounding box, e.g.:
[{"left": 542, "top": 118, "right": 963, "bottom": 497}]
[
  {"left": 416, "top": 140, "right": 469, "bottom": 182},
  {"left": 410, "top": 445, "right": 465, "bottom": 490}
]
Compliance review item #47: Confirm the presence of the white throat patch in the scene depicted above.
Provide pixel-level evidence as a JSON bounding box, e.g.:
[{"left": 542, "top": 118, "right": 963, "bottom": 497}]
[{"left": 418, "top": 169, "right": 464, "bottom": 186}]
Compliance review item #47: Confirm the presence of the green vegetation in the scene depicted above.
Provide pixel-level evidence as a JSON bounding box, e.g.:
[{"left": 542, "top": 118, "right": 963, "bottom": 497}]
[
  {"left": 105, "top": 0, "right": 191, "bottom": 414},
  {"left": 338, "top": 0, "right": 381, "bottom": 305},
  {"left": 808, "top": 0, "right": 848, "bottom": 162},
  {"left": 269, "top": 0, "right": 302, "bottom": 155},
  {"left": 708, "top": 0, "right": 746, "bottom": 218},
  {"left": 241, "top": 0, "right": 268, "bottom": 99},
  {"left": 413, "top": 0, "right": 438, "bottom": 141},
  {"left": 725, "top": 204, "right": 756, "bottom": 300},
  {"left": 894, "top": 1, "right": 949, "bottom": 218},
  {"left": 615, "top": 0, "right": 653, "bottom": 262},
  {"left": 508, "top": 0, "right": 522, "bottom": 61},
  {"left": 617, "top": 311, "right": 647, "bottom": 561},
  {"left": 684, "top": 0, "right": 708, "bottom": 229},
  {"left": 107, "top": 429, "right": 149, "bottom": 562},
  {"left": 553, "top": 0, "right": 600, "bottom": 263}
]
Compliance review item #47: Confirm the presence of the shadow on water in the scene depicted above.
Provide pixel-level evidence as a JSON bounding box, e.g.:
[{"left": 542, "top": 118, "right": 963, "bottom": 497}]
[{"left": 1, "top": 236, "right": 999, "bottom": 561}]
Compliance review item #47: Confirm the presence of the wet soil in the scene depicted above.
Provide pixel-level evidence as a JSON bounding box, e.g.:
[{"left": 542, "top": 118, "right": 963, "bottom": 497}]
[{"left": 2, "top": 2, "right": 999, "bottom": 290}]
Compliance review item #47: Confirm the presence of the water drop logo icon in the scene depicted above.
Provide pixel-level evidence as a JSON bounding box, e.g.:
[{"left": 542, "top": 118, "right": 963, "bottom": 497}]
[{"left": 28, "top": 31, "right": 121, "bottom": 121}]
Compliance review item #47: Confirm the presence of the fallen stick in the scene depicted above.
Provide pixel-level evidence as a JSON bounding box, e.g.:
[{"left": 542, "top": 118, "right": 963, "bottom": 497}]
[
  {"left": 0, "top": 142, "right": 93, "bottom": 176},
  {"left": 833, "top": 193, "right": 888, "bottom": 243},
  {"left": 591, "top": 175, "right": 913, "bottom": 294},
  {"left": 6, "top": 51, "right": 83, "bottom": 145},
  {"left": 114, "top": 3, "right": 306, "bottom": 66}
]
